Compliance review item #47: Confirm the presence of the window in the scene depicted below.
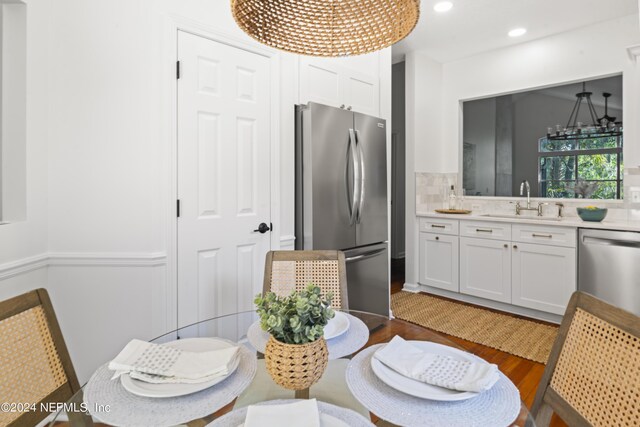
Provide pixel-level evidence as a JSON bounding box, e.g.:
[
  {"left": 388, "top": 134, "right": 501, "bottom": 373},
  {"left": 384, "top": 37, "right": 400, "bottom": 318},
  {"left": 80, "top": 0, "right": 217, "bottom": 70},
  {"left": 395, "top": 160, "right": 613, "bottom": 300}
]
[{"left": 538, "top": 135, "right": 623, "bottom": 199}]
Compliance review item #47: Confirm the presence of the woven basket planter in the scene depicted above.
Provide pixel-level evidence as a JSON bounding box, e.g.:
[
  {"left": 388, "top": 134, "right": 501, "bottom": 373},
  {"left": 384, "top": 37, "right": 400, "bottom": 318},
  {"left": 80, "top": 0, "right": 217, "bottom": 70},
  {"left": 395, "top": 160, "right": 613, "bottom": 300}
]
[{"left": 264, "top": 335, "right": 328, "bottom": 390}]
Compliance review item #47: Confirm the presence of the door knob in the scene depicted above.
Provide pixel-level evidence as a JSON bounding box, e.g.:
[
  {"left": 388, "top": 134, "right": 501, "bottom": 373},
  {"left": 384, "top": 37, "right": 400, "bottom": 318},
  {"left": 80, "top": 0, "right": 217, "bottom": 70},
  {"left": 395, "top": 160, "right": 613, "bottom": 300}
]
[{"left": 253, "top": 223, "right": 271, "bottom": 234}]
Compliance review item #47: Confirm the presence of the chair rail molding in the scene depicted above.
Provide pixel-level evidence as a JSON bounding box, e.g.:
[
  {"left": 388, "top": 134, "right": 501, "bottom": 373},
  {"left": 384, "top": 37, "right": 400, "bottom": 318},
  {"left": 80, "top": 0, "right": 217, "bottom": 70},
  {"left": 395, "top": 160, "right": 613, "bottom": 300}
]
[
  {"left": 628, "top": 45, "right": 640, "bottom": 63},
  {"left": 0, "top": 252, "right": 168, "bottom": 280},
  {"left": 0, "top": 254, "right": 49, "bottom": 281},
  {"left": 47, "top": 252, "right": 168, "bottom": 267},
  {"left": 279, "top": 234, "right": 296, "bottom": 249}
]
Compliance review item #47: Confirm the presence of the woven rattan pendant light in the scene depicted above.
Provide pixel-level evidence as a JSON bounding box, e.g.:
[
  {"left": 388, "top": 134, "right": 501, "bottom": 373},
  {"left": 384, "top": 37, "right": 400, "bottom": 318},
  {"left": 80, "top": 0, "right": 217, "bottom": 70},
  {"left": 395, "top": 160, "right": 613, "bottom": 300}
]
[{"left": 231, "top": 0, "right": 420, "bottom": 57}]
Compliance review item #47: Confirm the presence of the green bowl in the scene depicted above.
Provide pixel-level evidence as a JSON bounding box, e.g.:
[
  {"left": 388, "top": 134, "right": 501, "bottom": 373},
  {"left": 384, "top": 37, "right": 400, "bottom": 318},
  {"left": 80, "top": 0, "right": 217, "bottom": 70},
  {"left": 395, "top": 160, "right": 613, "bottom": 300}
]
[{"left": 576, "top": 207, "right": 608, "bottom": 222}]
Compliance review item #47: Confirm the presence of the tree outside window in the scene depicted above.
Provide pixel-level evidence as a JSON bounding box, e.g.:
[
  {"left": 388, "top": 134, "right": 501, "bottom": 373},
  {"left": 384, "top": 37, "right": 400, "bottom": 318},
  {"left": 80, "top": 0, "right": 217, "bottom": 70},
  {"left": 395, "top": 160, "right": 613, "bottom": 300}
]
[{"left": 538, "top": 135, "right": 623, "bottom": 199}]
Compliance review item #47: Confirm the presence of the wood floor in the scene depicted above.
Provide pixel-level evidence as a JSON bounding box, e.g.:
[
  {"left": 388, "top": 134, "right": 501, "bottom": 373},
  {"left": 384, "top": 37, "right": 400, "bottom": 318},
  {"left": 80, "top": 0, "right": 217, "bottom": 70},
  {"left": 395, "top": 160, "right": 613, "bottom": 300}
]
[{"left": 390, "top": 258, "right": 567, "bottom": 427}]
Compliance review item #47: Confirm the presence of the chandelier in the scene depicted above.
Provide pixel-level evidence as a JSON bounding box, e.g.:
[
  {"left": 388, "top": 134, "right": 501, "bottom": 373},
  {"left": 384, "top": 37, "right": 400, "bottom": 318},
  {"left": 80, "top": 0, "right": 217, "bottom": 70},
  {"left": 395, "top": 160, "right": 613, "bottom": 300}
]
[
  {"left": 231, "top": 0, "right": 420, "bottom": 57},
  {"left": 546, "top": 82, "right": 622, "bottom": 141}
]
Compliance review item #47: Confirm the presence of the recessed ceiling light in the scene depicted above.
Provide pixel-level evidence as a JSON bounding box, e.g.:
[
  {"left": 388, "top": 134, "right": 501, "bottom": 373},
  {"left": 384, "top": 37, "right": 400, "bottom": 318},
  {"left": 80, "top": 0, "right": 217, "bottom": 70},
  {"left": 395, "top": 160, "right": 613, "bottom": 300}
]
[
  {"left": 508, "top": 28, "right": 527, "bottom": 37},
  {"left": 434, "top": 2, "right": 453, "bottom": 12}
]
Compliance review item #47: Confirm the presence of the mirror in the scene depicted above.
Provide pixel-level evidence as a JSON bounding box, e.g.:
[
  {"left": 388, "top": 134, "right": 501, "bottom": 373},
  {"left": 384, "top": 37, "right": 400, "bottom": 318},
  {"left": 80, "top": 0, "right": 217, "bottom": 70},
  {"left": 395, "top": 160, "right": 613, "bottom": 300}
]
[{"left": 462, "top": 75, "right": 623, "bottom": 199}]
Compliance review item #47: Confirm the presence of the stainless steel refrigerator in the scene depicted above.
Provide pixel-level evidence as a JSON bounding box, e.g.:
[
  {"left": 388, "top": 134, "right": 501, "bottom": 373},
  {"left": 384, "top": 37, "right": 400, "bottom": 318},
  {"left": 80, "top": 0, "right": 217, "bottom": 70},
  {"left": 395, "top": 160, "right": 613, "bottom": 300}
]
[{"left": 295, "top": 102, "right": 389, "bottom": 317}]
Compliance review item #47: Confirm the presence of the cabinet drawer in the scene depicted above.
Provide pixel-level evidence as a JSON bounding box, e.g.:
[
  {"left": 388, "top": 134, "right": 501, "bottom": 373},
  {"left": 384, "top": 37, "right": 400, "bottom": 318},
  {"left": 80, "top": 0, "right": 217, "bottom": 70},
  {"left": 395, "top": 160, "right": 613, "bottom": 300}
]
[
  {"left": 512, "top": 224, "right": 576, "bottom": 248},
  {"left": 460, "top": 221, "right": 511, "bottom": 241},
  {"left": 419, "top": 218, "right": 459, "bottom": 235}
]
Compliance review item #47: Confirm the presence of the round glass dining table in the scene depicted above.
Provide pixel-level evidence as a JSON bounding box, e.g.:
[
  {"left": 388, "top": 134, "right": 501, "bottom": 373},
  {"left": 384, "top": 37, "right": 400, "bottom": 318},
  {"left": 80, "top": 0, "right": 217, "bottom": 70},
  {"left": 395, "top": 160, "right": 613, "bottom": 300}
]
[{"left": 48, "top": 310, "right": 535, "bottom": 427}]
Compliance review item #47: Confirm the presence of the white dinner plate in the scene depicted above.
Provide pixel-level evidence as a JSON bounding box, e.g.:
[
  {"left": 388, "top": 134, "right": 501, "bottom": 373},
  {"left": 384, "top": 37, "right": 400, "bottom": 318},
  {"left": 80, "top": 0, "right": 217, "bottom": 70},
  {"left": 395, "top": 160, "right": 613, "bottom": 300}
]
[
  {"left": 323, "top": 311, "right": 350, "bottom": 340},
  {"left": 238, "top": 413, "right": 349, "bottom": 427},
  {"left": 370, "top": 341, "right": 481, "bottom": 402},
  {"left": 120, "top": 337, "right": 240, "bottom": 398}
]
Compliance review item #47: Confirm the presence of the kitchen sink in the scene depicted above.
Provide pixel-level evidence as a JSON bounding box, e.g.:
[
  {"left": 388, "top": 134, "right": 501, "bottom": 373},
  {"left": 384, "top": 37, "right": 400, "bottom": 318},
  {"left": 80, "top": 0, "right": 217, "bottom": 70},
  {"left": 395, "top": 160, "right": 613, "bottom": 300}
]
[{"left": 480, "top": 214, "right": 562, "bottom": 221}]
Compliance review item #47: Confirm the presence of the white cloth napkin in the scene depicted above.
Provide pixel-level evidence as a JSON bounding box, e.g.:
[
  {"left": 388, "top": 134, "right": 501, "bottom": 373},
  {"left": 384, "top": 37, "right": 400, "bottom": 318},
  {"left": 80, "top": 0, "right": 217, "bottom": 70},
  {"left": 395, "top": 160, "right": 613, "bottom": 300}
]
[
  {"left": 373, "top": 336, "right": 500, "bottom": 393},
  {"left": 244, "top": 399, "right": 321, "bottom": 427},
  {"left": 108, "top": 339, "right": 239, "bottom": 384}
]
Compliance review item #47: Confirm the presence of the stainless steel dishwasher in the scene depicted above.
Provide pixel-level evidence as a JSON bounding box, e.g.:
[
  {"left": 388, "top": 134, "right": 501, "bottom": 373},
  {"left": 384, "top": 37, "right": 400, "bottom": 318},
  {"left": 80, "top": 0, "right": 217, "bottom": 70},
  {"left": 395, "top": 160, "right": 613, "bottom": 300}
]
[{"left": 578, "top": 228, "right": 640, "bottom": 316}]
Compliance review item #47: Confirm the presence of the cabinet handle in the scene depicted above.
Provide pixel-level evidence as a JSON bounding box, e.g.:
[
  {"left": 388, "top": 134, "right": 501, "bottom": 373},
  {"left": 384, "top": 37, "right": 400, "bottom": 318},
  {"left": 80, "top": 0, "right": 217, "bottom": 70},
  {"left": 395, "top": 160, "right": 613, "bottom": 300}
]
[
  {"left": 431, "top": 224, "right": 446, "bottom": 229},
  {"left": 435, "top": 236, "right": 440, "bottom": 241},
  {"left": 476, "top": 228, "right": 493, "bottom": 233},
  {"left": 532, "top": 233, "right": 553, "bottom": 238},
  {"left": 503, "top": 244, "right": 508, "bottom": 248},
  {"left": 513, "top": 245, "right": 518, "bottom": 249}
]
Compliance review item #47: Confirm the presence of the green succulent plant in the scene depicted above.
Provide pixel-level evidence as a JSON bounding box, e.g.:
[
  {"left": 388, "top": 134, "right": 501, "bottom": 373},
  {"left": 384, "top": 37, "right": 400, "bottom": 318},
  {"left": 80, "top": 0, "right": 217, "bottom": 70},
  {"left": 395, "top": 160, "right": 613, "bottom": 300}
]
[{"left": 255, "top": 284, "right": 335, "bottom": 344}]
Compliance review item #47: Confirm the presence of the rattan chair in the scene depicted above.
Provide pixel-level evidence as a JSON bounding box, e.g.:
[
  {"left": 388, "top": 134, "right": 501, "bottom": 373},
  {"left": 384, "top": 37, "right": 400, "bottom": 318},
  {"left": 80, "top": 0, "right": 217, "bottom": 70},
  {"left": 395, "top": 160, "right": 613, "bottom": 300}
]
[
  {"left": 0, "top": 288, "right": 90, "bottom": 427},
  {"left": 262, "top": 250, "right": 349, "bottom": 309},
  {"left": 530, "top": 291, "right": 640, "bottom": 427}
]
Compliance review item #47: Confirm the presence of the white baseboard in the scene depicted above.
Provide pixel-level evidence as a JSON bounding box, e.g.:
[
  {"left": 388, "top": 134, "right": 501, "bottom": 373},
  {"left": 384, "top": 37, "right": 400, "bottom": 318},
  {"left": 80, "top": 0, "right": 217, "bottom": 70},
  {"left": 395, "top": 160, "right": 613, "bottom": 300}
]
[
  {"left": 410, "top": 283, "right": 562, "bottom": 324},
  {"left": 401, "top": 282, "right": 421, "bottom": 293}
]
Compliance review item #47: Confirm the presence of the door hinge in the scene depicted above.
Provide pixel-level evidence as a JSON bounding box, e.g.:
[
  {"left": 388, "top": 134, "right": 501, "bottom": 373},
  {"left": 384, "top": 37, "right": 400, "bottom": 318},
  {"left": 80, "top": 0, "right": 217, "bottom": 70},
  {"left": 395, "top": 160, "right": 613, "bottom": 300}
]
[
  {"left": 177, "top": 199, "right": 181, "bottom": 217},
  {"left": 176, "top": 61, "right": 181, "bottom": 79}
]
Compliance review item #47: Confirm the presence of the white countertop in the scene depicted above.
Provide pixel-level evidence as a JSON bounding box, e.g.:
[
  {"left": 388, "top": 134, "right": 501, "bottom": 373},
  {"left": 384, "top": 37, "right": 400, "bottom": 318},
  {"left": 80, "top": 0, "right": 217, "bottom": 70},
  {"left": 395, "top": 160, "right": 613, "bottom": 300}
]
[{"left": 416, "top": 211, "right": 640, "bottom": 232}]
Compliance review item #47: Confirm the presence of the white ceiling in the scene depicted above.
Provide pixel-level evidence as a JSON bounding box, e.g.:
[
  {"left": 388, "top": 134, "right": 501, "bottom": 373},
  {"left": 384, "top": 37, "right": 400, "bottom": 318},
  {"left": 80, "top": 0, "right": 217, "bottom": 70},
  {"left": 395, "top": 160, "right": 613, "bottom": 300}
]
[{"left": 393, "top": 0, "right": 639, "bottom": 63}]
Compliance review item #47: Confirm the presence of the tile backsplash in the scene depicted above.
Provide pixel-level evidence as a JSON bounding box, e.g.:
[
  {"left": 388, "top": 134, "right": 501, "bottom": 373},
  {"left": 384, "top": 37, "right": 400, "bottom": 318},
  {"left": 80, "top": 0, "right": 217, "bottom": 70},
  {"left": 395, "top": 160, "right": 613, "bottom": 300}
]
[{"left": 416, "top": 171, "right": 639, "bottom": 222}]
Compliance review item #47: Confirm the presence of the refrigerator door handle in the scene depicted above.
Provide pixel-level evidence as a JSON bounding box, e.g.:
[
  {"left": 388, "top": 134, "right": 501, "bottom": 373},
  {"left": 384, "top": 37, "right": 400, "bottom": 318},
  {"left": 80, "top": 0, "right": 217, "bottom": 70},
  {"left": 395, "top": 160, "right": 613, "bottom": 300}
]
[
  {"left": 348, "top": 129, "right": 361, "bottom": 226},
  {"left": 345, "top": 248, "right": 386, "bottom": 262},
  {"left": 355, "top": 130, "right": 365, "bottom": 224}
]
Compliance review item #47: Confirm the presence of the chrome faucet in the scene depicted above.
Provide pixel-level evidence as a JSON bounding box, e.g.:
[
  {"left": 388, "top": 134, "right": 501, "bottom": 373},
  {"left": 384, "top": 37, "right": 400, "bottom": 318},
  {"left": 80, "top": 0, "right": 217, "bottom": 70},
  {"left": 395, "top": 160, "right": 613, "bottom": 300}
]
[
  {"left": 516, "top": 180, "right": 545, "bottom": 216},
  {"left": 519, "top": 180, "right": 531, "bottom": 209}
]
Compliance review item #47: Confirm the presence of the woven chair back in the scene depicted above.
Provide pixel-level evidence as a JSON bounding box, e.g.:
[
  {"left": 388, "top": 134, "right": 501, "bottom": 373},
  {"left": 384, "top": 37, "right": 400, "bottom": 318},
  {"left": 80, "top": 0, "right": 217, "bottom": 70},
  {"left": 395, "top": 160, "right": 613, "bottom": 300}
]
[
  {"left": 531, "top": 291, "right": 640, "bottom": 427},
  {"left": 0, "top": 289, "right": 82, "bottom": 427},
  {"left": 263, "top": 250, "right": 349, "bottom": 309}
]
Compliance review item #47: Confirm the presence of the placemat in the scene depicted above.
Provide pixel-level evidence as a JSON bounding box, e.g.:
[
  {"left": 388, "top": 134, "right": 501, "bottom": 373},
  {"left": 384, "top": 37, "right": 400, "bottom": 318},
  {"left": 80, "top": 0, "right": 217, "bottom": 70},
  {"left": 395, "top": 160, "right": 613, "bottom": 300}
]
[
  {"left": 84, "top": 344, "right": 256, "bottom": 427},
  {"left": 247, "top": 312, "right": 369, "bottom": 360},
  {"left": 346, "top": 344, "right": 521, "bottom": 427},
  {"left": 207, "top": 399, "right": 374, "bottom": 426}
]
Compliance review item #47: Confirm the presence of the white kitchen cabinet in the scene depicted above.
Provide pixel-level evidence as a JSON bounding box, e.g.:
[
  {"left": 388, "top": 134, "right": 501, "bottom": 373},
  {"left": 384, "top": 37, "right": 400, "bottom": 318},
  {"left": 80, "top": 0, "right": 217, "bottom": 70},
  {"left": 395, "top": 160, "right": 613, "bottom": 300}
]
[
  {"left": 299, "top": 57, "right": 379, "bottom": 116},
  {"left": 511, "top": 242, "right": 576, "bottom": 315},
  {"left": 459, "top": 237, "right": 511, "bottom": 303},
  {"left": 419, "top": 233, "right": 459, "bottom": 292}
]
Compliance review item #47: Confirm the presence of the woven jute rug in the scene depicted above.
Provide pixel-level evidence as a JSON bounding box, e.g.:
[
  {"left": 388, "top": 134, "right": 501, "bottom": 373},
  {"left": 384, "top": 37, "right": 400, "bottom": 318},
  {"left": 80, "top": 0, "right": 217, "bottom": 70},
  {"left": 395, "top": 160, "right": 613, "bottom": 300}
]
[{"left": 391, "top": 292, "right": 559, "bottom": 364}]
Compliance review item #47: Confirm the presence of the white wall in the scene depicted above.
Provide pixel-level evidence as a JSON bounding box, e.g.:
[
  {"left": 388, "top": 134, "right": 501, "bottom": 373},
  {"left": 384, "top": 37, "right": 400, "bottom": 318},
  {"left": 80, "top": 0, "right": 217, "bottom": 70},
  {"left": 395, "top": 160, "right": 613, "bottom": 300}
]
[
  {"left": 1, "top": 1, "right": 27, "bottom": 222},
  {"left": 0, "top": 0, "right": 391, "bottom": 383},
  {"left": 442, "top": 14, "right": 640, "bottom": 173},
  {"left": 0, "top": 0, "right": 49, "bottom": 265},
  {"left": 404, "top": 52, "right": 445, "bottom": 285},
  {"left": 404, "top": 13, "right": 640, "bottom": 288}
]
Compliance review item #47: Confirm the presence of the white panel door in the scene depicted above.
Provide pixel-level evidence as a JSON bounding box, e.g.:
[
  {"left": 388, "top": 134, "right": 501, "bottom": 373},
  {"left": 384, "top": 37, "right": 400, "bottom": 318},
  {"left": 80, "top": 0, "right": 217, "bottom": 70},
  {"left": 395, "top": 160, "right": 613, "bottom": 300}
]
[
  {"left": 459, "top": 237, "right": 511, "bottom": 303},
  {"left": 512, "top": 243, "right": 576, "bottom": 315},
  {"left": 419, "top": 233, "right": 459, "bottom": 292},
  {"left": 177, "top": 31, "right": 271, "bottom": 332}
]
